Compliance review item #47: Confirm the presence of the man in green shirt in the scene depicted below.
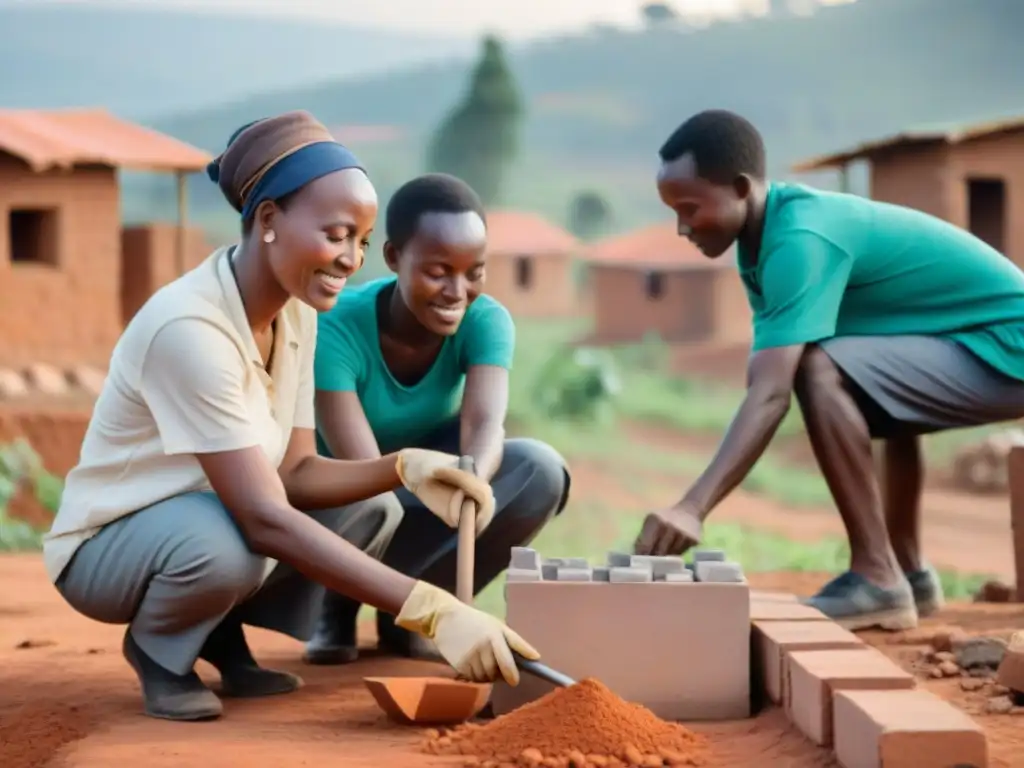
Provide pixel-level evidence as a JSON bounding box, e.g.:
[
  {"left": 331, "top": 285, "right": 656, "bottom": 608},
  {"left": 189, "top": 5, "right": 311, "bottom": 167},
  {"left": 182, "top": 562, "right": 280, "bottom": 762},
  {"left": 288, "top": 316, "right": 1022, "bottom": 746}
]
[{"left": 635, "top": 109, "right": 1024, "bottom": 631}]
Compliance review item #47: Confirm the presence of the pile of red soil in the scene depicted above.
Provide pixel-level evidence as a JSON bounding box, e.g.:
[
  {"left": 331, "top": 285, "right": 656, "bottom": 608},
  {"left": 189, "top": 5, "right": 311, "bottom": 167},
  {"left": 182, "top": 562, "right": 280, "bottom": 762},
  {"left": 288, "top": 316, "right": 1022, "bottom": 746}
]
[{"left": 423, "top": 678, "right": 708, "bottom": 767}]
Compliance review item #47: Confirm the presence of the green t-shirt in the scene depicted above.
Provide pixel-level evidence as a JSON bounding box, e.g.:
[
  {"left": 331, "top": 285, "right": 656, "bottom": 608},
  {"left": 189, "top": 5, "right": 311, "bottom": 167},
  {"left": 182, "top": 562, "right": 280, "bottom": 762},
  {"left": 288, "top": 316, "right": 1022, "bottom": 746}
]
[
  {"left": 314, "top": 277, "right": 516, "bottom": 455},
  {"left": 739, "top": 182, "right": 1024, "bottom": 380}
]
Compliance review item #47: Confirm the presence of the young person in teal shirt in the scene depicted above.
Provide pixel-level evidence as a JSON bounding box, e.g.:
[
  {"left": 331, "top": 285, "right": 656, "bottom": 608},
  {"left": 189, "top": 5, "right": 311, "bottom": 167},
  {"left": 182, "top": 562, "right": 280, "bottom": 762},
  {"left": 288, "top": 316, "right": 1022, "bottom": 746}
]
[
  {"left": 636, "top": 110, "right": 1024, "bottom": 631},
  {"left": 306, "top": 173, "right": 570, "bottom": 664}
]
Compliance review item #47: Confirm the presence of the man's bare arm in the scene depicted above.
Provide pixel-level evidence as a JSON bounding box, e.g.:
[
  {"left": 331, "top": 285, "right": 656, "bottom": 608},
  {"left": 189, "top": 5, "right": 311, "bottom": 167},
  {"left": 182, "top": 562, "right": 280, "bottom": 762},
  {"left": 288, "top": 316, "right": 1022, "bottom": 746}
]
[{"left": 681, "top": 344, "right": 805, "bottom": 518}]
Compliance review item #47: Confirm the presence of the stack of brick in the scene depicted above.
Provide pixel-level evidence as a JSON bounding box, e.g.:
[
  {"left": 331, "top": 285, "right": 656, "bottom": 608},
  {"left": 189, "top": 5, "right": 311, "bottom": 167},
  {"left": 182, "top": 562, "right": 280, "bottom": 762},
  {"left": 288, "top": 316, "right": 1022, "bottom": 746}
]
[{"left": 750, "top": 595, "right": 989, "bottom": 767}]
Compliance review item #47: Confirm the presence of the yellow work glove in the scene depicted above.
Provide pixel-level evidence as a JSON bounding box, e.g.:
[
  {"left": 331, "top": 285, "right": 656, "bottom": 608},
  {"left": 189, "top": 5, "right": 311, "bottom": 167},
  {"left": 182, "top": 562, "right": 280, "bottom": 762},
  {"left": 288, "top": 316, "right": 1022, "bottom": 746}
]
[
  {"left": 395, "top": 580, "right": 540, "bottom": 685},
  {"left": 396, "top": 449, "right": 495, "bottom": 534}
]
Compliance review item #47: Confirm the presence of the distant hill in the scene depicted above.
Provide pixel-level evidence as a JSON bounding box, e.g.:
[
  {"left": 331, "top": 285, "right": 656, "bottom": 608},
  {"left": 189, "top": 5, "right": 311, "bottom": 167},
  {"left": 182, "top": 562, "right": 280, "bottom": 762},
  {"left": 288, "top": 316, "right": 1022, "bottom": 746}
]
[
  {"left": 145, "top": 0, "right": 1024, "bottom": 240},
  {"left": 0, "top": 2, "right": 472, "bottom": 117}
]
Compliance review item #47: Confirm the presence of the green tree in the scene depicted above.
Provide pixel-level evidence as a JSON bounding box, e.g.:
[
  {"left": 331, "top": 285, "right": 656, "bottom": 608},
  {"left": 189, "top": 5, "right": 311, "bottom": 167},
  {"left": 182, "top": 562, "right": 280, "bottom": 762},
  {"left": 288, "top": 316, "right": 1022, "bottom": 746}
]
[
  {"left": 641, "top": 2, "right": 677, "bottom": 25},
  {"left": 568, "top": 190, "right": 612, "bottom": 240},
  {"left": 427, "top": 35, "right": 524, "bottom": 206}
]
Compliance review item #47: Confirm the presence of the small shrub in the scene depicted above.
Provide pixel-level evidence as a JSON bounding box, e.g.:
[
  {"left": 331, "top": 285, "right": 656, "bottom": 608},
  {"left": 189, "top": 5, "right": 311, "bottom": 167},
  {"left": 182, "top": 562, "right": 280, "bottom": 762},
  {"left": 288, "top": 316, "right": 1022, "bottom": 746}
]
[{"left": 0, "top": 439, "right": 62, "bottom": 551}]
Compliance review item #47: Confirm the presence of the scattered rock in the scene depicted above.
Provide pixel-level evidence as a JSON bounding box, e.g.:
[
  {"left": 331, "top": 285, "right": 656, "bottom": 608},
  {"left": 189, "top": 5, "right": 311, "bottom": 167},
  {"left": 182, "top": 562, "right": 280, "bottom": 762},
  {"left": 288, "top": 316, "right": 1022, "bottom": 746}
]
[
  {"left": 986, "top": 696, "right": 1014, "bottom": 715},
  {"left": 933, "top": 651, "right": 956, "bottom": 664},
  {"left": 15, "top": 638, "right": 55, "bottom": 650},
  {"left": 993, "top": 684, "right": 1011, "bottom": 696},
  {"left": 969, "top": 667, "right": 996, "bottom": 679},
  {"left": 954, "top": 636, "right": 1008, "bottom": 669},
  {"left": 960, "top": 678, "right": 987, "bottom": 692},
  {"left": 892, "top": 626, "right": 964, "bottom": 649},
  {"left": 974, "top": 580, "right": 1015, "bottom": 604},
  {"left": 997, "top": 631, "right": 1024, "bottom": 693},
  {"left": 938, "top": 660, "right": 961, "bottom": 677}
]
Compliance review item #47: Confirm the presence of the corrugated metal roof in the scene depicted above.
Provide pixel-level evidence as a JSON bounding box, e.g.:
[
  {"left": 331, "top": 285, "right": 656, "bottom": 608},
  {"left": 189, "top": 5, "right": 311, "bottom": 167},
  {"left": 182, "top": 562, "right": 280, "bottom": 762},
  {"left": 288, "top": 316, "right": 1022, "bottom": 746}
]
[
  {"left": 792, "top": 114, "right": 1024, "bottom": 172},
  {"left": 0, "top": 108, "right": 211, "bottom": 173},
  {"left": 585, "top": 220, "right": 730, "bottom": 270},
  {"left": 485, "top": 210, "right": 578, "bottom": 255}
]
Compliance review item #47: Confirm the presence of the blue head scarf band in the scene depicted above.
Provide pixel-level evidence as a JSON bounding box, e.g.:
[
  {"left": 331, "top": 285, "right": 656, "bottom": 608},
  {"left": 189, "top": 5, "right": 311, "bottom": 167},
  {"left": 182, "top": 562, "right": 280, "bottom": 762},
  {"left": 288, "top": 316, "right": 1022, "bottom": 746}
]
[
  {"left": 206, "top": 112, "right": 365, "bottom": 221},
  {"left": 239, "top": 141, "right": 363, "bottom": 221}
]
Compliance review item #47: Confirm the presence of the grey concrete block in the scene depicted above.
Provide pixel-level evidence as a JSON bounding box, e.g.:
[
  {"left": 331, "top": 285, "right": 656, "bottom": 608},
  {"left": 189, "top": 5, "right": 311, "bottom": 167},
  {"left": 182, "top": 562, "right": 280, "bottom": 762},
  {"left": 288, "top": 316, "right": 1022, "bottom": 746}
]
[
  {"left": 506, "top": 568, "right": 543, "bottom": 582},
  {"left": 510, "top": 547, "right": 541, "bottom": 571},
  {"left": 692, "top": 549, "right": 726, "bottom": 563},
  {"left": 664, "top": 571, "right": 694, "bottom": 582},
  {"left": 592, "top": 565, "right": 611, "bottom": 582},
  {"left": 633, "top": 555, "right": 686, "bottom": 579},
  {"left": 607, "top": 551, "right": 632, "bottom": 567},
  {"left": 609, "top": 566, "right": 653, "bottom": 583},
  {"left": 695, "top": 560, "right": 745, "bottom": 583},
  {"left": 562, "top": 557, "right": 590, "bottom": 568},
  {"left": 556, "top": 566, "right": 593, "bottom": 582},
  {"left": 541, "top": 562, "right": 559, "bottom": 580}
]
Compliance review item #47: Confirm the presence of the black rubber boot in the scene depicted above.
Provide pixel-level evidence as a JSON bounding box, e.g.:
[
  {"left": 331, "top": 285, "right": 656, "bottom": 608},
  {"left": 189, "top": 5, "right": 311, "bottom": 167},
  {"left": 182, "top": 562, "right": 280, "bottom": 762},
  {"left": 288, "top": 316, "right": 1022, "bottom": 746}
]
[
  {"left": 376, "top": 612, "right": 441, "bottom": 660},
  {"left": 303, "top": 592, "right": 360, "bottom": 666},
  {"left": 122, "top": 629, "right": 223, "bottom": 721},
  {"left": 199, "top": 617, "right": 303, "bottom": 698}
]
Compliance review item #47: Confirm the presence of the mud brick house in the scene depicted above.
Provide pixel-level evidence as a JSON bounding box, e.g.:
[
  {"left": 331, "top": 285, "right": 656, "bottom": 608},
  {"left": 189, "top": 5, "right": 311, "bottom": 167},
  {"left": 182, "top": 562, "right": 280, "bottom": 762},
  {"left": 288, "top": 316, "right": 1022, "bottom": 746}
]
[
  {"left": 482, "top": 210, "right": 580, "bottom": 318},
  {"left": 0, "top": 108, "right": 211, "bottom": 370},
  {"left": 582, "top": 221, "right": 751, "bottom": 345},
  {"left": 793, "top": 115, "right": 1024, "bottom": 267}
]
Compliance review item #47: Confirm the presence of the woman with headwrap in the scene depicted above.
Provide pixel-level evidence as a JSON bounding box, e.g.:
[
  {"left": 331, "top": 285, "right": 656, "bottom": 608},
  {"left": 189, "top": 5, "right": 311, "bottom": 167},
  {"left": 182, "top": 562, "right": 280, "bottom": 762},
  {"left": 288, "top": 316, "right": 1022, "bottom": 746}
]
[{"left": 43, "top": 111, "right": 540, "bottom": 723}]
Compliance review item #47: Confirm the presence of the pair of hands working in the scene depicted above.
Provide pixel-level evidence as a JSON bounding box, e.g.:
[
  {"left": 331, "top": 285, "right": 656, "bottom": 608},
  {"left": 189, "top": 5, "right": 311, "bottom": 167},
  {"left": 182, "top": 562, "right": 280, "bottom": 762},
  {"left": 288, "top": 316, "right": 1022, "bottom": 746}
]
[{"left": 391, "top": 449, "right": 540, "bottom": 686}]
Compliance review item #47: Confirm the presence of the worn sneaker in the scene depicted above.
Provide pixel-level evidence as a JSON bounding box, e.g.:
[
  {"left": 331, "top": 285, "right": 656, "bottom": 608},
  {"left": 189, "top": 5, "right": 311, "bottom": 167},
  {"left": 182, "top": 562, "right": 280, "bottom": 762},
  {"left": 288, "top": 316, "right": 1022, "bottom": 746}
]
[
  {"left": 906, "top": 565, "right": 945, "bottom": 617},
  {"left": 803, "top": 571, "right": 918, "bottom": 631}
]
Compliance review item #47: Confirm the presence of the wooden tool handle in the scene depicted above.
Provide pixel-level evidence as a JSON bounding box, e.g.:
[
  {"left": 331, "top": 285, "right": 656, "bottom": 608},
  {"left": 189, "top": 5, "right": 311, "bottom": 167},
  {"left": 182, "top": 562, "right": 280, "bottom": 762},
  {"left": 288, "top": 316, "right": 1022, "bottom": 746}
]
[{"left": 456, "top": 456, "right": 476, "bottom": 605}]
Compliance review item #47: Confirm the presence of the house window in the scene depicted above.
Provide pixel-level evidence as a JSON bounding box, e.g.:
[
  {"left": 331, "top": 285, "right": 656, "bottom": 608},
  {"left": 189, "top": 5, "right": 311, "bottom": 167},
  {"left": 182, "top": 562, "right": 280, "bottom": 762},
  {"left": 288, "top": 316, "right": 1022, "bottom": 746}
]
[
  {"left": 515, "top": 255, "right": 533, "bottom": 289},
  {"left": 644, "top": 270, "right": 664, "bottom": 299},
  {"left": 8, "top": 208, "right": 59, "bottom": 266},
  {"left": 967, "top": 177, "right": 1007, "bottom": 254}
]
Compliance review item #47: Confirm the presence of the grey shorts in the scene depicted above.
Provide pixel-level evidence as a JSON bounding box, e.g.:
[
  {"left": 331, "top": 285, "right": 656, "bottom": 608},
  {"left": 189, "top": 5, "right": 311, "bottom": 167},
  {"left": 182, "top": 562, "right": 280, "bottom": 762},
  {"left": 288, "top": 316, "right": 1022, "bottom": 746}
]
[{"left": 821, "top": 335, "right": 1024, "bottom": 439}]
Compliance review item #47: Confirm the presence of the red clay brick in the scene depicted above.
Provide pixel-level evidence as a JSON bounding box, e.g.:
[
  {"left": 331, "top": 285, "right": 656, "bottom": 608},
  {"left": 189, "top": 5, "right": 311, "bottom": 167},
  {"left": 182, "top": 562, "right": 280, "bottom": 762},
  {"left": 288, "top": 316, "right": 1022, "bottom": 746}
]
[
  {"left": 752, "top": 620, "right": 866, "bottom": 704},
  {"left": 787, "top": 648, "right": 915, "bottom": 747},
  {"left": 833, "top": 689, "right": 987, "bottom": 768},
  {"left": 750, "top": 601, "right": 827, "bottom": 622},
  {"left": 750, "top": 590, "right": 800, "bottom": 602},
  {"left": 996, "top": 631, "right": 1024, "bottom": 693}
]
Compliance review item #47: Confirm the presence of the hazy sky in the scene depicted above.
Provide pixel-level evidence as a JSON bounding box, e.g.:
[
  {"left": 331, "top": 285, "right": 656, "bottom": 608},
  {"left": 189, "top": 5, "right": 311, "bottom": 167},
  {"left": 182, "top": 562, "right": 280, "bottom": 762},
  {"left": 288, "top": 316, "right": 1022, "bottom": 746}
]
[{"left": 20, "top": 0, "right": 779, "bottom": 37}]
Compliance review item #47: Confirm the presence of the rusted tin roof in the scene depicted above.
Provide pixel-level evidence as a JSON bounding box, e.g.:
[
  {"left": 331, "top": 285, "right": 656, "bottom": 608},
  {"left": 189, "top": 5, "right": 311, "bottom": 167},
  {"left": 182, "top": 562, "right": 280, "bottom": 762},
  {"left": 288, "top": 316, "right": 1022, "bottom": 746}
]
[
  {"left": 585, "top": 220, "right": 731, "bottom": 270},
  {"left": 792, "top": 114, "right": 1024, "bottom": 172},
  {"left": 485, "top": 210, "right": 578, "bottom": 255},
  {"left": 0, "top": 108, "right": 211, "bottom": 173}
]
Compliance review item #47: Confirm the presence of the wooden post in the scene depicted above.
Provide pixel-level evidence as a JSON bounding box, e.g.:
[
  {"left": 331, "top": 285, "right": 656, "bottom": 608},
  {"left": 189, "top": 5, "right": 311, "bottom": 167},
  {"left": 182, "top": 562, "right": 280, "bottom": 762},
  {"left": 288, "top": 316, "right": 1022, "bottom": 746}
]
[
  {"left": 838, "top": 163, "right": 851, "bottom": 194},
  {"left": 1009, "top": 446, "right": 1024, "bottom": 602},
  {"left": 175, "top": 170, "right": 188, "bottom": 276}
]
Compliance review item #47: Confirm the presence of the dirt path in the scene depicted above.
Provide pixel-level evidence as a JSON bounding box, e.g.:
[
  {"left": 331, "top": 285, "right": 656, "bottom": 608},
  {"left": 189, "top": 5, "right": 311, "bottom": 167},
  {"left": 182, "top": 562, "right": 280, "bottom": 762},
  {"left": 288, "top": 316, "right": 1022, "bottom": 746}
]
[{"left": 622, "top": 421, "right": 1016, "bottom": 580}]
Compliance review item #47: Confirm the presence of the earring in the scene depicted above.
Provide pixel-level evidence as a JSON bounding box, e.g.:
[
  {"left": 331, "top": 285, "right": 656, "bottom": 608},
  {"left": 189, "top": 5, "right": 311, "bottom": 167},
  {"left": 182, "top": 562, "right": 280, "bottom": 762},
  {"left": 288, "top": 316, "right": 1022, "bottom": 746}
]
[{"left": 263, "top": 230, "right": 276, "bottom": 244}]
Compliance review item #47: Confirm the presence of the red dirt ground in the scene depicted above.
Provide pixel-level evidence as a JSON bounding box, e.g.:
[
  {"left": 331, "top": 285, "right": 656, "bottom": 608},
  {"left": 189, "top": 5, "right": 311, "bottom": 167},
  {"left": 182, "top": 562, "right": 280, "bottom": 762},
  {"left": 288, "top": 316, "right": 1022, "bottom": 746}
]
[
  {"left": 3, "top": 398, "right": 1022, "bottom": 766},
  {"left": 4, "top": 556, "right": 1024, "bottom": 767}
]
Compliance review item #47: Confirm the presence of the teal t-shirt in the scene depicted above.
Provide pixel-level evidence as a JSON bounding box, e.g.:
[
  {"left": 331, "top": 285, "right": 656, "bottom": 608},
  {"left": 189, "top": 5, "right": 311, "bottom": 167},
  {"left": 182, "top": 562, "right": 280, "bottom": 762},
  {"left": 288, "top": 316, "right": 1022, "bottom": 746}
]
[
  {"left": 314, "top": 277, "right": 516, "bottom": 455},
  {"left": 738, "top": 182, "right": 1024, "bottom": 380}
]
